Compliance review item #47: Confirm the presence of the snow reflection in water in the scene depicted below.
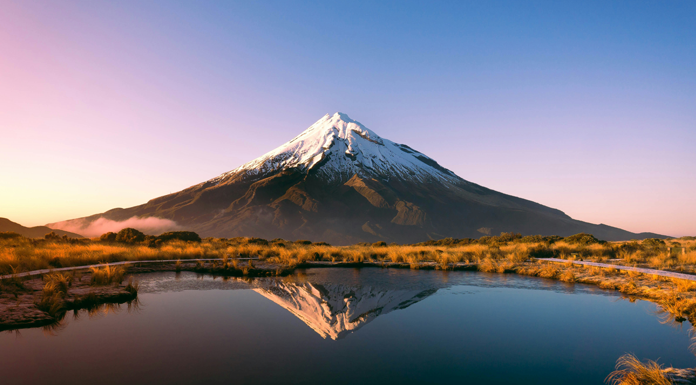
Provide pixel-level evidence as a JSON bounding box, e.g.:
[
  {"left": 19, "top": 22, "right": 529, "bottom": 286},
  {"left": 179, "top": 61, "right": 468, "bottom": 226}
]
[{"left": 1, "top": 268, "right": 694, "bottom": 385}]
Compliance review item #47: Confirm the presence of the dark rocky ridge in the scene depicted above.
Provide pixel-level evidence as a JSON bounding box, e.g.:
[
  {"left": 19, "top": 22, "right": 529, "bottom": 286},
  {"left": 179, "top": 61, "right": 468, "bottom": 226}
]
[{"left": 1, "top": 218, "right": 83, "bottom": 239}]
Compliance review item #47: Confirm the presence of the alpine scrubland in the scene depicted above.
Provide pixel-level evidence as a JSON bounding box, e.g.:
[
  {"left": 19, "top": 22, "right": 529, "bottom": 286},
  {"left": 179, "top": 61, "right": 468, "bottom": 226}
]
[{"left": 2, "top": 229, "right": 696, "bottom": 327}]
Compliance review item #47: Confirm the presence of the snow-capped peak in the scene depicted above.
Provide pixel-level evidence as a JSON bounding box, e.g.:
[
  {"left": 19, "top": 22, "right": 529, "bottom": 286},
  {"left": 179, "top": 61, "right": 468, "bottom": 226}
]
[{"left": 211, "top": 112, "right": 460, "bottom": 184}]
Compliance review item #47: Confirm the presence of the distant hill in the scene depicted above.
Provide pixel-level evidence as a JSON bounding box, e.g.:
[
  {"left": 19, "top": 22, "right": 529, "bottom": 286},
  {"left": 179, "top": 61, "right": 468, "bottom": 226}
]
[
  {"left": 0, "top": 218, "right": 84, "bottom": 239},
  {"left": 50, "top": 113, "right": 670, "bottom": 244}
]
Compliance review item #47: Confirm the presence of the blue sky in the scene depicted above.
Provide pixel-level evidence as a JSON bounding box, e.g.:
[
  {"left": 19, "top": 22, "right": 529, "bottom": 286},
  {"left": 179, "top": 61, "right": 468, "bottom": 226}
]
[{"left": 1, "top": 1, "right": 694, "bottom": 235}]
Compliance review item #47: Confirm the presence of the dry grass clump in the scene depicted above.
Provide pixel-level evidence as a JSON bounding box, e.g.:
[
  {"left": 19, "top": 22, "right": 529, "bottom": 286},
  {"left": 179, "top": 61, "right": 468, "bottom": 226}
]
[
  {"left": 618, "top": 280, "right": 640, "bottom": 296},
  {"left": 90, "top": 264, "right": 126, "bottom": 285},
  {"left": 538, "top": 264, "right": 559, "bottom": 279},
  {"left": 558, "top": 270, "right": 576, "bottom": 283},
  {"left": 606, "top": 354, "right": 673, "bottom": 385},
  {"left": 655, "top": 291, "right": 696, "bottom": 322},
  {"left": 124, "top": 277, "right": 140, "bottom": 295},
  {"left": 672, "top": 278, "right": 696, "bottom": 293},
  {"left": 36, "top": 272, "right": 74, "bottom": 316},
  {"left": 43, "top": 272, "right": 73, "bottom": 294},
  {"left": 477, "top": 258, "right": 498, "bottom": 273}
]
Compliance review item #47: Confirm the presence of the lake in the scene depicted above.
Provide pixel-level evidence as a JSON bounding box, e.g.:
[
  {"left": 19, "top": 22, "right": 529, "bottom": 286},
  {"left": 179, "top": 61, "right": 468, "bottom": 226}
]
[{"left": 1, "top": 268, "right": 693, "bottom": 384}]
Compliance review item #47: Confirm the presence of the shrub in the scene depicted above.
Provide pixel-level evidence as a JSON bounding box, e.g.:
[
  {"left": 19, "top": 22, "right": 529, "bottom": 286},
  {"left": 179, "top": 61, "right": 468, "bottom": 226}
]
[
  {"left": 246, "top": 237, "right": 269, "bottom": 245},
  {"left": 528, "top": 245, "right": 557, "bottom": 259},
  {"left": 295, "top": 240, "right": 312, "bottom": 245},
  {"left": 99, "top": 232, "right": 117, "bottom": 242},
  {"left": 543, "top": 235, "right": 563, "bottom": 244},
  {"left": 519, "top": 235, "right": 544, "bottom": 243},
  {"left": 0, "top": 232, "right": 23, "bottom": 240},
  {"left": 45, "top": 232, "right": 62, "bottom": 240},
  {"left": 564, "top": 233, "right": 603, "bottom": 245},
  {"left": 115, "top": 228, "right": 146, "bottom": 244},
  {"left": 496, "top": 232, "right": 522, "bottom": 243},
  {"left": 617, "top": 242, "right": 641, "bottom": 254},
  {"left": 642, "top": 238, "right": 666, "bottom": 249},
  {"left": 158, "top": 231, "right": 202, "bottom": 243},
  {"left": 372, "top": 241, "right": 387, "bottom": 247}
]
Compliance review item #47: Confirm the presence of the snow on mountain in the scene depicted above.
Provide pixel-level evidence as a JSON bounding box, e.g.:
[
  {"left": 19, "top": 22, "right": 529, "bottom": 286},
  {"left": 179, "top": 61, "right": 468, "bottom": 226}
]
[
  {"left": 211, "top": 112, "right": 460, "bottom": 185},
  {"left": 49, "top": 112, "right": 667, "bottom": 244}
]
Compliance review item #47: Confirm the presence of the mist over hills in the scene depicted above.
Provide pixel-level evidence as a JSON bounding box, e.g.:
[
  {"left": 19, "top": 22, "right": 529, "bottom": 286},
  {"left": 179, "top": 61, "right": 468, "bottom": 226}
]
[{"left": 49, "top": 113, "right": 667, "bottom": 244}]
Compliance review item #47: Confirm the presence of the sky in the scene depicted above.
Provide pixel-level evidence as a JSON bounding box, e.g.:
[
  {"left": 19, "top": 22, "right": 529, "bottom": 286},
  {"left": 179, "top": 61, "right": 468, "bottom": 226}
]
[{"left": 0, "top": 1, "right": 694, "bottom": 236}]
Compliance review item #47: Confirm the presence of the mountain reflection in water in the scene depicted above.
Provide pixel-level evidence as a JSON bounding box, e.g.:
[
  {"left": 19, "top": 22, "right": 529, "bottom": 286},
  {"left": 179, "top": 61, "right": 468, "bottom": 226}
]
[
  {"left": 3, "top": 268, "right": 695, "bottom": 385},
  {"left": 252, "top": 279, "right": 436, "bottom": 340},
  {"left": 244, "top": 267, "right": 627, "bottom": 340}
]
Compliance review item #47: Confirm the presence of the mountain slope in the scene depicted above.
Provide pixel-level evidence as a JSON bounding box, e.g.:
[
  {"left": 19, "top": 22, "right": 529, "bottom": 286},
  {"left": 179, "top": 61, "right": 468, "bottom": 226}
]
[
  {"left": 49, "top": 113, "right": 667, "bottom": 243},
  {"left": 1, "top": 218, "right": 83, "bottom": 238}
]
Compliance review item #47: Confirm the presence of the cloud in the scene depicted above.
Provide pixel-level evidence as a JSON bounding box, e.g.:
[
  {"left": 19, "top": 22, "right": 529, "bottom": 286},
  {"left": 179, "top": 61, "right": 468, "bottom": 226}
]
[{"left": 48, "top": 216, "right": 180, "bottom": 238}]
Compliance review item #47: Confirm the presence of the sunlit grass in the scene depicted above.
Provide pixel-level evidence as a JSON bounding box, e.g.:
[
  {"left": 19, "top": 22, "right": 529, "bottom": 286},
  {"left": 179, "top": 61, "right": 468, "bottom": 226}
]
[
  {"left": 606, "top": 354, "right": 673, "bottom": 385},
  {"left": 90, "top": 265, "right": 126, "bottom": 286}
]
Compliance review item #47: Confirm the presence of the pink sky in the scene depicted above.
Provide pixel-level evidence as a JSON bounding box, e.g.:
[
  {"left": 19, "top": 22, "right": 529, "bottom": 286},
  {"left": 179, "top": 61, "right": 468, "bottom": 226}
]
[{"left": 1, "top": 2, "right": 694, "bottom": 237}]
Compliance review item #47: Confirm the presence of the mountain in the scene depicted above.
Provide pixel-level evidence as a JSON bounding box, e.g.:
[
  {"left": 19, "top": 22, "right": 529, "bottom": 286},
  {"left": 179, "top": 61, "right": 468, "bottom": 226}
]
[
  {"left": 0, "top": 218, "right": 83, "bottom": 238},
  {"left": 252, "top": 279, "right": 435, "bottom": 340},
  {"left": 49, "top": 112, "right": 667, "bottom": 243}
]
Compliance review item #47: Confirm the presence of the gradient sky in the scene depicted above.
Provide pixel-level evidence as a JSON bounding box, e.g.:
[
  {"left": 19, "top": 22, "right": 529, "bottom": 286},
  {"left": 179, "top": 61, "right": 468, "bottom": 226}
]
[{"left": 1, "top": 1, "right": 694, "bottom": 236}]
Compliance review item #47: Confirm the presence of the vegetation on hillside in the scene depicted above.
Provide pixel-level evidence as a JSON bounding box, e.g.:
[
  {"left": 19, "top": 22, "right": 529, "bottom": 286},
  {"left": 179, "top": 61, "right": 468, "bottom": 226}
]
[
  {"left": 1, "top": 230, "right": 694, "bottom": 275},
  {"left": 2, "top": 229, "right": 696, "bottom": 325}
]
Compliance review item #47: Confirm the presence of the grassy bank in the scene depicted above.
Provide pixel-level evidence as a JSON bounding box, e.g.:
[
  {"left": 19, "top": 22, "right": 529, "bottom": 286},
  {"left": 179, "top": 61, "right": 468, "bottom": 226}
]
[
  {"left": 3, "top": 230, "right": 696, "bottom": 322},
  {"left": 1, "top": 230, "right": 694, "bottom": 274},
  {"left": 1, "top": 230, "right": 695, "bottom": 313}
]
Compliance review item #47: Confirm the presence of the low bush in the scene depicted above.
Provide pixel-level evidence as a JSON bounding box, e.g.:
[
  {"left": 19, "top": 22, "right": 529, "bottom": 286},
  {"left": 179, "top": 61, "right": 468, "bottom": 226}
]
[
  {"left": 99, "top": 232, "right": 117, "bottom": 242},
  {"left": 0, "top": 232, "right": 23, "bottom": 240},
  {"left": 563, "top": 233, "right": 604, "bottom": 245},
  {"left": 115, "top": 228, "right": 146, "bottom": 244},
  {"left": 157, "top": 231, "right": 202, "bottom": 243}
]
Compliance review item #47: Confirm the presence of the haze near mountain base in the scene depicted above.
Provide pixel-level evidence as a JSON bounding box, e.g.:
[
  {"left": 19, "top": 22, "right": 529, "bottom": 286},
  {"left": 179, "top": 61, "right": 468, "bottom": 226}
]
[{"left": 50, "top": 113, "right": 666, "bottom": 244}]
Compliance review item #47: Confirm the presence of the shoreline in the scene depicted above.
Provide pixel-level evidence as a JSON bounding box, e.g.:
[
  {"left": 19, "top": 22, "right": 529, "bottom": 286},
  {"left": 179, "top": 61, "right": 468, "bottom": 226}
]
[{"left": 3, "top": 258, "right": 695, "bottom": 330}]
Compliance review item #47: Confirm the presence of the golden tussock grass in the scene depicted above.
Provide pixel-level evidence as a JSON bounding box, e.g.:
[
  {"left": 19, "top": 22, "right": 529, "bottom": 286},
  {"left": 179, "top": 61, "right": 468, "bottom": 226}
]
[
  {"left": 36, "top": 272, "right": 74, "bottom": 316},
  {"left": 90, "top": 265, "right": 126, "bottom": 286},
  {"left": 606, "top": 354, "right": 673, "bottom": 385}
]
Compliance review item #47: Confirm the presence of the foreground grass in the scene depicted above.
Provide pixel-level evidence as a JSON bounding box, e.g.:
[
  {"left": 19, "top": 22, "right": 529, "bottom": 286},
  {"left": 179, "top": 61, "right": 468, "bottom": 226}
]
[{"left": 606, "top": 354, "right": 673, "bottom": 385}]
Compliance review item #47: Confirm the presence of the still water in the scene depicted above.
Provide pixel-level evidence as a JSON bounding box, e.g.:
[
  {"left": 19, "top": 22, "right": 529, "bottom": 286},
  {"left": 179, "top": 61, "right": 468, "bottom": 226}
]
[{"left": 1, "top": 268, "right": 693, "bottom": 384}]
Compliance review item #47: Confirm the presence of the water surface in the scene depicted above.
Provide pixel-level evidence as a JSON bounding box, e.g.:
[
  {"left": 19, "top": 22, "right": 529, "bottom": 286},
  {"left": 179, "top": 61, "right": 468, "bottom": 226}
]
[{"left": 1, "top": 268, "right": 693, "bottom": 384}]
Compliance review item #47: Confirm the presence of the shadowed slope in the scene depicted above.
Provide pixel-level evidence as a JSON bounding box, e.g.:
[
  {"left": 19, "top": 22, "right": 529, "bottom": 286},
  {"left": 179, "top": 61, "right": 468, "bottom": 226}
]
[{"left": 1, "top": 218, "right": 83, "bottom": 238}]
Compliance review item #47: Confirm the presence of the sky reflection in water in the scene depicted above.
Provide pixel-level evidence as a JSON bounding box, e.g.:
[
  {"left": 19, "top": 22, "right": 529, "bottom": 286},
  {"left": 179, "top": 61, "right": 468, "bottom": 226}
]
[{"left": 0, "top": 268, "right": 694, "bottom": 385}]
